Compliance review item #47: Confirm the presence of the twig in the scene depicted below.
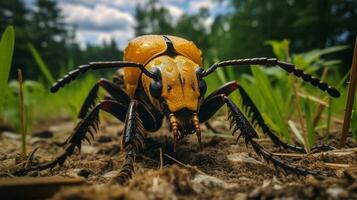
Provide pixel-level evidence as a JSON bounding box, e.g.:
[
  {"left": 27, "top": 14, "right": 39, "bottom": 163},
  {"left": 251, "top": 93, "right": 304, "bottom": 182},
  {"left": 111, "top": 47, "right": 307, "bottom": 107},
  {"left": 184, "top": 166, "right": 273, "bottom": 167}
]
[
  {"left": 203, "top": 132, "right": 235, "bottom": 139},
  {"left": 323, "top": 163, "right": 351, "bottom": 168},
  {"left": 159, "top": 148, "right": 163, "bottom": 170},
  {"left": 17, "top": 69, "right": 26, "bottom": 158},
  {"left": 340, "top": 36, "right": 357, "bottom": 148},
  {"left": 291, "top": 77, "right": 309, "bottom": 152},
  {"left": 325, "top": 97, "right": 333, "bottom": 141},
  {"left": 25, "top": 147, "right": 39, "bottom": 168},
  {"left": 288, "top": 120, "right": 306, "bottom": 151},
  {"left": 272, "top": 152, "right": 306, "bottom": 157},
  {"left": 313, "top": 67, "right": 329, "bottom": 126},
  {"left": 298, "top": 92, "right": 328, "bottom": 107},
  {"left": 273, "top": 147, "right": 357, "bottom": 158},
  {"left": 163, "top": 153, "right": 206, "bottom": 175}
]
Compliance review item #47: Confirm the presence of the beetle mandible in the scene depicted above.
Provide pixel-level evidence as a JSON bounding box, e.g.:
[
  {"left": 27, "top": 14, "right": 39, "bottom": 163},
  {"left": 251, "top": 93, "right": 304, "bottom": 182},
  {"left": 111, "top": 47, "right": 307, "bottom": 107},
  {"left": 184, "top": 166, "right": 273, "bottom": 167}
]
[{"left": 16, "top": 35, "right": 340, "bottom": 182}]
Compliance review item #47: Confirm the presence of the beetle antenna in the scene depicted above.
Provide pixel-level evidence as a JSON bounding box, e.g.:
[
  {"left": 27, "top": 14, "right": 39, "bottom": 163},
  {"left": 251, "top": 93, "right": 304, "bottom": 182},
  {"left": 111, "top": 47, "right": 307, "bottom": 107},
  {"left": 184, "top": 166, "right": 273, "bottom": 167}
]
[
  {"left": 193, "top": 113, "right": 202, "bottom": 149},
  {"left": 50, "top": 61, "right": 158, "bottom": 93},
  {"left": 169, "top": 114, "right": 179, "bottom": 152},
  {"left": 201, "top": 57, "right": 340, "bottom": 98}
]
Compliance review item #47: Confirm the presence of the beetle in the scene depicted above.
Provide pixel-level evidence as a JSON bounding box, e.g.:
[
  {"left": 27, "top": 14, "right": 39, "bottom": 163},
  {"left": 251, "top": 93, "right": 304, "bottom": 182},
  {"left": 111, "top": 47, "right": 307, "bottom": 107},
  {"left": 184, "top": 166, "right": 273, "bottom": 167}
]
[{"left": 16, "top": 35, "right": 340, "bottom": 182}]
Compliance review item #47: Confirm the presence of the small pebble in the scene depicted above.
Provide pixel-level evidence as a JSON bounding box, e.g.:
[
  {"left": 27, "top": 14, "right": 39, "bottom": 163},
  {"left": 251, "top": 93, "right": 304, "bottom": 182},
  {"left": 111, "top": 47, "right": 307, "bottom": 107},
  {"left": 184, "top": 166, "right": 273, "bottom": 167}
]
[
  {"left": 97, "top": 135, "right": 112, "bottom": 143},
  {"left": 32, "top": 130, "right": 53, "bottom": 138},
  {"left": 326, "top": 187, "right": 348, "bottom": 199},
  {"left": 77, "top": 169, "right": 92, "bottom": 178},
  {"left": 98, "top": 145, "right": 120, "bottom": 156},
  {"left": 28, "top": 171, "right": 39, "bottom": 177}
]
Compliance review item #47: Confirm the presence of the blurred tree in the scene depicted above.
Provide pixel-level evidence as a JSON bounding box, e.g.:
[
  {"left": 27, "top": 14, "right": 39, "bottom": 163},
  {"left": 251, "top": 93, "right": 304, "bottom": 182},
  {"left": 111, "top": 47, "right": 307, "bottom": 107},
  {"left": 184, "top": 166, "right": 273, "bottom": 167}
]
[
  {"left": 174, "top": 9, "right": 212, "bottom": 62},
  {"left": 134, "top": 0, "right": 356, "bottom": 73},
  {"left": 73, "top": 39, "right": 122, "bottom": 63},
  {"left": 68, "top": 38, "right": 123, "bottom": 77},
  {"left": 0, "top": 0, "right": 124, "bottom": 81},
  {"left": 209, "top": 15, "right": 232, "bottom": 61},
  {"left": 28, "top": 0, "right": 70, "bottom": 78},
  {"left": 135, "top": 0, "right": 174, "bottom": 35},
  {"left": 134, "top": 1, "right": 212, "bottom": 62},
  {"left": 0, "top": 0, "right": 32, "bottom": 77},
  {"left": 227, "top": 0, "right": 357, "bottom": 72}
]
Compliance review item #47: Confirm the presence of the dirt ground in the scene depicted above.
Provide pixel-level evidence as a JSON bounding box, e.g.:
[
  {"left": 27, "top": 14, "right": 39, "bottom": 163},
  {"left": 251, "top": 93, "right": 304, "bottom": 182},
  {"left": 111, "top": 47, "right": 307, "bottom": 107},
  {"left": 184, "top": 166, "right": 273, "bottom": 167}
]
[{"left": 1, "top": 115, "right": 357, "bottom": 200}]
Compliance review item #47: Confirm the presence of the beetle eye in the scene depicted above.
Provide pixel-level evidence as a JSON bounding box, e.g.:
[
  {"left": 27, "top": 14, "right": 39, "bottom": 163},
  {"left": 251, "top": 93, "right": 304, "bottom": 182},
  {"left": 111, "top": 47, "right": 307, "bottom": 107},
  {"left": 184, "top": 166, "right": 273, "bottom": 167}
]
[
  {"left": 149, "top": 68, "right": 162, "bottom": 99},
  {"left": 198, "top": 79, "right": 207, "bottom": 95},
  {"left": 196, "top": 67, "right": 207, "bottom": 96},
  {"left": 150, "top": 80, "right": 162, "bottom": 98}
]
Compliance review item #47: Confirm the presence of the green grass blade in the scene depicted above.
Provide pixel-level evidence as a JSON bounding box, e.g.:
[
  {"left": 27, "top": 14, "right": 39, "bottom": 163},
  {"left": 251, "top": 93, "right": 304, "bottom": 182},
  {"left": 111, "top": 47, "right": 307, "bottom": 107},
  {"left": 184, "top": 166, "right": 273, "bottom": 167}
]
[
  {"left": 303, "top": 99, "right": 315, "bottom": 147},
  {"left": 27, "top": 43, "right": 55, "bottom": 84},
  {"left": 216, "top": 67, "right": 228, "bottom": 84},
  {"left": 325, "top": 70, "right": 350, "bottom": 139},
  {"left": 265, "top": 39, "right": 290, "bottom": 60},
  {"left": 0, "top": 26, "right": 15, "bottom": 110},
  {"left": 304, "top": 45, "right": 349, "bottom": 64},
  {"left": 251, "top": 65, "right": 290, "bottom": 141}
]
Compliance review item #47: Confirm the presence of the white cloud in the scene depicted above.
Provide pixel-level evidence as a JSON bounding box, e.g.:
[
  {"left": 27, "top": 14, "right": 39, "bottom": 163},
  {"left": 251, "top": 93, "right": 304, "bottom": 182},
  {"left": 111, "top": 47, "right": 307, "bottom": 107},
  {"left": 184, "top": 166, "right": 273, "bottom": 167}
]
[
  {"left": 188, "top": 0, "right": 216, "bottom": 13},
  {"left": 203, "top": 16, "right": 214, "bottom": 29},
  {"left": 60, "top": 4, "right": 135, "bottom": 31},
  {"left": 52, "top": 0, "right": 221, "bottom": 49},
  {"left": 166, "top": 4, "right": 184, "bottom": 20},
  {"left": 75, "top": 29, "right": 135, "bottom": 50}
]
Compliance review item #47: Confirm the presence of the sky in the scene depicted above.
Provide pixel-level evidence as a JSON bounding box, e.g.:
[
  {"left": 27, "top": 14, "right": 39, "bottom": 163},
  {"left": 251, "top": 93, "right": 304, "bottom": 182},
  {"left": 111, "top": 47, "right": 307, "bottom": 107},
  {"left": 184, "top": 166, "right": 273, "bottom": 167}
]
[{"left": 24, "top": 0, "right": 230, "bottom": 49}]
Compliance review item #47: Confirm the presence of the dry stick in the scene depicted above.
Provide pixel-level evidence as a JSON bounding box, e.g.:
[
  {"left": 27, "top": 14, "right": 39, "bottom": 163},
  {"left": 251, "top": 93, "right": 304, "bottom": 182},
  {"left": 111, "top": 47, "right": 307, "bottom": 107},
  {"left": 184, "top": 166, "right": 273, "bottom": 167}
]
[
  {"left": 159, "top": 148, "right": 163, "bottom": 170},
  {"left": 292, "top": 77, "right": 309, "bottom": 153},
  {"left": 163, "top": 153, "right": 206, "bottom": 175},
  {"left": 340, "top": 36, "right": 357, "bottom": 148},
  {"left": 313, "top": 67, "right": 329, "bottom": 126},
  {"left": 17, "top": 69, "right": 26, "bottom": 158},
  {"left": 273, "top": 147, "right": 357, "bottom": 158}
]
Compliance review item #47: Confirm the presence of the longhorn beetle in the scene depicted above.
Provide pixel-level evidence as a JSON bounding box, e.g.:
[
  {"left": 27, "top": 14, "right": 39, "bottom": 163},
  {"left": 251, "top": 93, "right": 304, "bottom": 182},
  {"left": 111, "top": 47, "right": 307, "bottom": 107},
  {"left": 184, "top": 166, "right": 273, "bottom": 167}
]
[{"left": 16, "top": 35, "right": 340, "bottom": 182}]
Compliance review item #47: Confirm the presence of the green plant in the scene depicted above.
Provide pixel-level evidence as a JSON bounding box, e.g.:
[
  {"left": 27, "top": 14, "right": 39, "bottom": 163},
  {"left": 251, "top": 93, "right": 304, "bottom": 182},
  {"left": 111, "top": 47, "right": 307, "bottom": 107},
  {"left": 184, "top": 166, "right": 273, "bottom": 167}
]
[
  {"left": 0, "top": 26, "right": 15, "bottom": 111},
  {"left": 17, "top": 69, "right": 27, "bottom": 157},
  {"left": 28, "top": 43, "right": 55, "bottom": 84},
  {"left": 217, "top": 39, "right": 349, "bottom": 149},
  {"left": 3, "top": 80, "right": 45, "bottom": 132},
  {"left": 250, "top": 65, "right": 290, "bottom": 141}
]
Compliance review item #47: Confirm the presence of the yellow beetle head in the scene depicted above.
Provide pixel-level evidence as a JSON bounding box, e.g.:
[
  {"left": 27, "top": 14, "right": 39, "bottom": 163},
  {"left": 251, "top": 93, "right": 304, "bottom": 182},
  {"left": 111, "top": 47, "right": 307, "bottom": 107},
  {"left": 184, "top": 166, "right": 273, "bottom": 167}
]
[{"left": 142, "top": 55, "right": 206, "bottom": 146}]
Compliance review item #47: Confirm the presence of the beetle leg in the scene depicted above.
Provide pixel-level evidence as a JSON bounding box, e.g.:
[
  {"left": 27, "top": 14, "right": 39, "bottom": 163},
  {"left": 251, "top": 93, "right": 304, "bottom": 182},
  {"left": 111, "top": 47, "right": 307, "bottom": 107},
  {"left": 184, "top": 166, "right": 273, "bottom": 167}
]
[
  {"left": 78, "top": 78, "right": 162, "bottom": 132},
  {"left": 199, "top": 81, "right": 238, "bottom": 123},
  {"left": 236, "top": 84, "right": 335, "bottom": 153},
  {"left": 78, "top": 78, "right": 130, "bottom": 119},
  {"left": 222, "top": 95, "right": 329, "bottom": 177},
  {"left": 204, "top": 122, "right": 221, "bottom": 134},
  {"left": 111, "top": 100, "right": 145, "bottom": 184},
  {"left": 13, "top": 100, "right": 128, "bottom": 176},
  {"left": 200, "top": 82, "right": 333, "bottom": 153}
]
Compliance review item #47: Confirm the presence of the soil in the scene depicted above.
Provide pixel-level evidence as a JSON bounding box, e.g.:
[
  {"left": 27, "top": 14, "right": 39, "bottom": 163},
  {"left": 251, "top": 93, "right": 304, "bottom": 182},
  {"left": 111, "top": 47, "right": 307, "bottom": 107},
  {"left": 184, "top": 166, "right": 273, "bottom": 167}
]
[{"left": 1, "top": 115, "right": 357, "bottom": 200}]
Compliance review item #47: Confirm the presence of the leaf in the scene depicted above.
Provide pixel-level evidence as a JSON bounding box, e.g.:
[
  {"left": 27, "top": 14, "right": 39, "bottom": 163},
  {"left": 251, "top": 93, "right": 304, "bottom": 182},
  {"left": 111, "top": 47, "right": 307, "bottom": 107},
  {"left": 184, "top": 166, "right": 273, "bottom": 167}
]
[
  {"left": 216, "top": 67, "right": 228, "bottom": 84},
  {"left": 288, "top": 120, "right": 306, "bottom": 147},
  {"left": 251, "top": 65, "right": 290, "bottom": 141},
  {"left": 304, "top": 45, "right": 348, "bottom": 64},
  {"left": 0, "top": 26, "right": 15, "bottom": 111},
  {"left": 27, "top": 43, "right": 55, "bottom": 84},
  {"left": 265, "top": 39, "right": 290, "bottom": 60}
]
